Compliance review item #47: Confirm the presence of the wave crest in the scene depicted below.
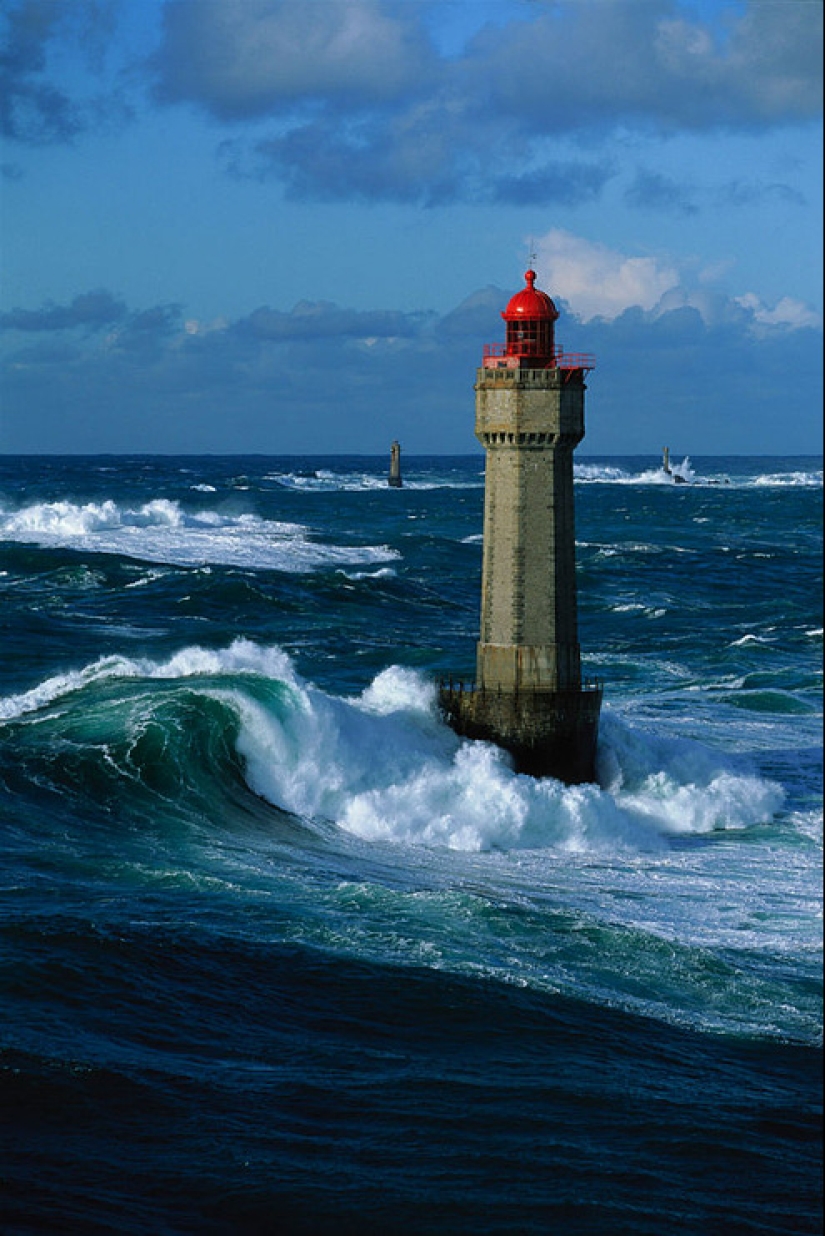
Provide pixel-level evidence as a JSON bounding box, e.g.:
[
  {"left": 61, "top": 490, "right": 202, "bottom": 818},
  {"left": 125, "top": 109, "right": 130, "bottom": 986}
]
[
  {"left": 0, "top": 498, "right": 398, "bottom": 572},
  {"left": 1, "top": 643, "right": 789, "bottom": 855}
]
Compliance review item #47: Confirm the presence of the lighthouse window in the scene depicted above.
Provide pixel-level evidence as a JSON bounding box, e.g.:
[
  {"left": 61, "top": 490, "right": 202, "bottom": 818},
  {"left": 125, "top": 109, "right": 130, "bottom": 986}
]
[{"left": 506, "top": 319, "right": 553, "bottom": 357}]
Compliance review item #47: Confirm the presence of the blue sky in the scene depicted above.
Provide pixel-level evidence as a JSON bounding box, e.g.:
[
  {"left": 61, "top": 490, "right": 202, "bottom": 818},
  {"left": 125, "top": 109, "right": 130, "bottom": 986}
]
[{"left": 1, "top": 0, "right": 822, "bottom": 455}]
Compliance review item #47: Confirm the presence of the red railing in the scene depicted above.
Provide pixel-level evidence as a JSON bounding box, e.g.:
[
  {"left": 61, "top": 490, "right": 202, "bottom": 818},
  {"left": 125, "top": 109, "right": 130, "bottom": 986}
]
[
  {"left": 555, "top": 351, "right": 596, "bottom": 371},
  {"left": 482, "top": 343, "right": 595, "bottom": 371}
]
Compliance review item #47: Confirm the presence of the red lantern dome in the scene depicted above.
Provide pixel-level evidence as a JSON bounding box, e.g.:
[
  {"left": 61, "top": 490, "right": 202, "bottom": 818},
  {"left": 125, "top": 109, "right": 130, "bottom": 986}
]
[{"left": 502, "top": 270, "right": 559, "bottom": 326}]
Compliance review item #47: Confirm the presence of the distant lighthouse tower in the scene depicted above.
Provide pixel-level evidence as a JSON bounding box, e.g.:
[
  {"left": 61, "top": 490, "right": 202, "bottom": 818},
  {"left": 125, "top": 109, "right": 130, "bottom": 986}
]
[
  {"left": 439, "top": 270, "right": 602, "bottom": 783},
  {"left": 388, "top": 440, "right": 403, "bottom": 487}
]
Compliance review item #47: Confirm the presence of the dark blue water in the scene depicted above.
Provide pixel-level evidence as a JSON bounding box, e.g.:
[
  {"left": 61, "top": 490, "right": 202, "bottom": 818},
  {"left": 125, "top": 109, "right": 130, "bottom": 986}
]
[{"left": 1, "top": 455, "right": 821, "bottom": 1234}]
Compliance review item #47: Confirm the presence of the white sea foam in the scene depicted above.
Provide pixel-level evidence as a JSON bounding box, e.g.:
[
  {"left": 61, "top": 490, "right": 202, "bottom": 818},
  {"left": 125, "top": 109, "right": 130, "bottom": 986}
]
[
  {"left": 3, "top": 498, "right": 183, "bottom": 534},
  {"left": 575, "top": 458, "right": 694, "bottom": 485},
  {"left": 0, "top": 498, "right": 399, "bottom": 573},
  {"left": 124, "top": 567, "right": 175, "bottom": 588},
  {"left": 575, "top": 463, "right": 631, "bottom": 483},
  {"left": 267, "top": 469, "right": 483, "bottom": 493},
  {"left": 219, "top": 655, "right": 790, "bottom": 856},
  {"left": 4, "top": 643, "right": 791, "bottom": 857},
  {"left": 337, "top": 567, "right": 397, "bottom": 581},
  {"left": 752, "top": 470, "right": 823, "bottom": 488}
]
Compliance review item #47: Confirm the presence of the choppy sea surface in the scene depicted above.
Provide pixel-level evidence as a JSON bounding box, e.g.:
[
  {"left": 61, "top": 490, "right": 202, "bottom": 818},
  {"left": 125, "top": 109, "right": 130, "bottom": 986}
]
[{"left": 0, "top": 453, "right": 821, "bottom": 1235}]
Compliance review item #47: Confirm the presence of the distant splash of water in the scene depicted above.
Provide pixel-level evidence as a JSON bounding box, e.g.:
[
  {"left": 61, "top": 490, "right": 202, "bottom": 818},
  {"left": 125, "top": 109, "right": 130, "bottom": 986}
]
[
  {"left": 575, "top": 458, "right": 695, "bottom": 485},
  {"left": 575, "top": 459, "right": 823, "bottom": 487},
  {"left": 266, "top": 466, "right": 485, "bottom": 492}
]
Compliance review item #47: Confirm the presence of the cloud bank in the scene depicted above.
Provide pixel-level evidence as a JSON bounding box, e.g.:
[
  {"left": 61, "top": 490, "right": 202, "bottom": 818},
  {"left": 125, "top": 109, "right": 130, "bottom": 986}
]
[
  {"left": 2, "top": 235, "right": 821, "bottom": 454},
  {"left": 4, "top": 0, "right": 821, "bottom": 208},
  {"left": 146, "top": 0, "right": 822, "bottom": 205}
]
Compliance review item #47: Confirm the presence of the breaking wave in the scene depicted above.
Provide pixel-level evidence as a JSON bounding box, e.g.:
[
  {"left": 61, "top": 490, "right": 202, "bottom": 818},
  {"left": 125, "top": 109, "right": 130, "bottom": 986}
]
[
  {"left": 0, "top": 498, "right": 399, "bottom": 572},
  {"left": 2, "top": 638, "right": 791, "bottom": 856}
]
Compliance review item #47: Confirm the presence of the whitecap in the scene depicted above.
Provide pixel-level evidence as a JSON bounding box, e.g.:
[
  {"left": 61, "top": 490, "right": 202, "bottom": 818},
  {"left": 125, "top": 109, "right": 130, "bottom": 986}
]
[
  {"left": 576, "top": 458, "right": 695, "bottom": 485},
  {"left": 752, "top": 470, "right": 823, "bottom": 488},
  {"left": 0, "top": 497, "right": 399, "bottom": 573},
  {"left": 336, "top": 567, "right": 398, "bottom": 581}
]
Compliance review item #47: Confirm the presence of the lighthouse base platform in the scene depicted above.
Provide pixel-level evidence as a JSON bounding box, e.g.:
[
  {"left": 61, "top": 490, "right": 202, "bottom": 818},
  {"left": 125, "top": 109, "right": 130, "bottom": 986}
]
[{"left": 438, "top": 681, "right": 603, "bottom": 785}]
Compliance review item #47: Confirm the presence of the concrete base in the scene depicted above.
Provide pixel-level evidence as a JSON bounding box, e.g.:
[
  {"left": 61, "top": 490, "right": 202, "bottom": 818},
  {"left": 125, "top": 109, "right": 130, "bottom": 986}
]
[{"left": 438, "top": 682, "right": 602, "bottom": 784}]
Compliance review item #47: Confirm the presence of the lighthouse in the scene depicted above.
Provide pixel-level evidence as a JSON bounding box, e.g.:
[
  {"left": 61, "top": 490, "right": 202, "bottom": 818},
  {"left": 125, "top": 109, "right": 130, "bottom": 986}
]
[
  {"left": 439, "top": 270, "right": 602, "bottom": 783},
  {"left": 388, "top": 440, "right": 403, "bottom": 487}
]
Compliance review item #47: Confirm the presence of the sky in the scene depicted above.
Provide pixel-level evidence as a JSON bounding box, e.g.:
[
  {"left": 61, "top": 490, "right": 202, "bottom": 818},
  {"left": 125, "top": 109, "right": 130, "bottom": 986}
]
[{"left": 0, "top": 0, "right": 822, "bottom": 456}]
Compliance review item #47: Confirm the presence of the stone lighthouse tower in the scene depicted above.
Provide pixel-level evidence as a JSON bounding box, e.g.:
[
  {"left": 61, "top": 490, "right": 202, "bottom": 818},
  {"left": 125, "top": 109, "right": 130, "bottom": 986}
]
[{"left": 439, "top": 270, "right": 602, "bottom": 783}]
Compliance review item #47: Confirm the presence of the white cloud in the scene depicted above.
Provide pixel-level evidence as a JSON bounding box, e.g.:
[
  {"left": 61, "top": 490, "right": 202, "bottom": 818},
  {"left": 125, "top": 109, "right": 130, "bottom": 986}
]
[
  {"left": 534, "top": 229, "right": 680, "bottom": 321},
  {"left": 734, "top": 293, "right": 822, "bottom": 331},
  {"left": 534, "top": 229, "right": 823, "bottom": 332}
]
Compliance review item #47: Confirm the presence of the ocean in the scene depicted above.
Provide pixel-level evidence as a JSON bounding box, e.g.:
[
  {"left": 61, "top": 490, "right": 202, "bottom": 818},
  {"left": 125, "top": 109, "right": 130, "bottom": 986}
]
[{"left": 0, "top": 453, "right": 821, "bottom": 1235}]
